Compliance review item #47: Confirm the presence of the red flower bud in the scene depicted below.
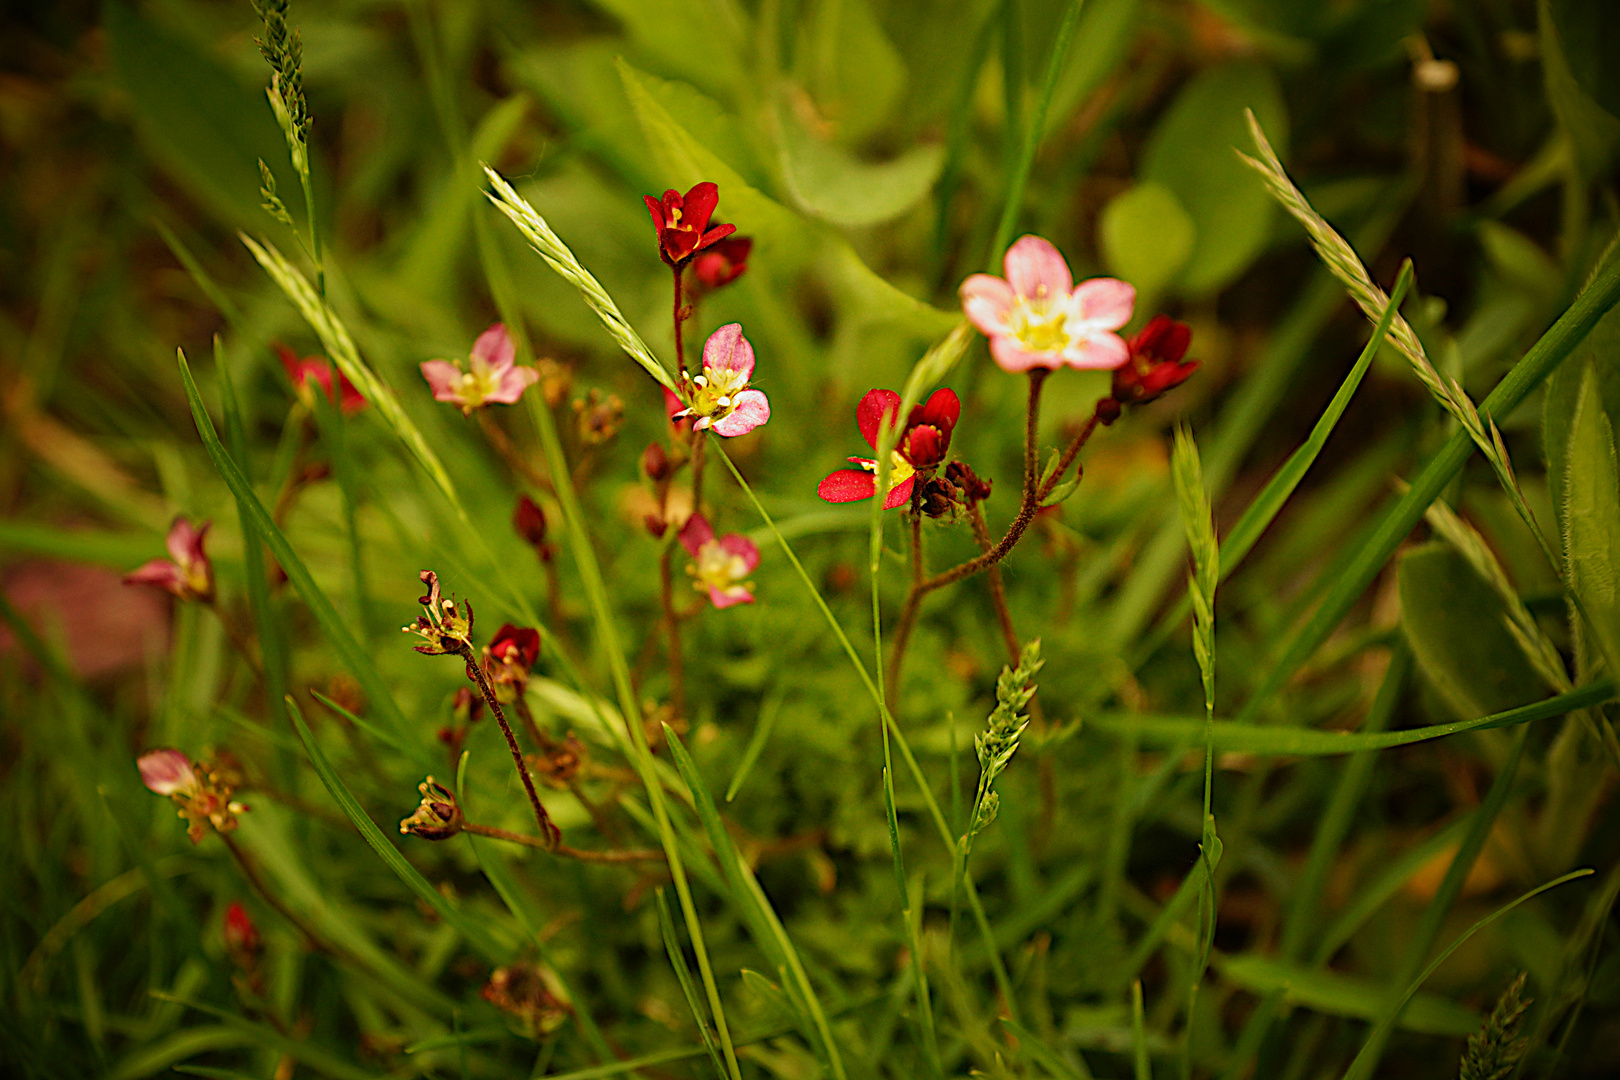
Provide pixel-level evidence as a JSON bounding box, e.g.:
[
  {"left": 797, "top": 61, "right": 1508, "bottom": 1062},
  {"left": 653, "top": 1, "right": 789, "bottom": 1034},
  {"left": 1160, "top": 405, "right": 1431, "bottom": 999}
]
[
  {"left": 223, "top": 902, "right": 262, "bottom": 957},
  {"left": 642, "top": 442, "right": 671, "bottom": 482},
  {"left": 488, "top": 624, "right": 541, "bottom": 670},
  {"left": 1112, "top": 315, "right": 1198, "bottom": 407},
  {"left": 513, "top": 495, "right": 556, "bottom": 561},
  {"left": 645, "top": 513, "right": 669, "bottom": 539},
  {"left": 692, "top": 235, "right": 751, "bottom": 289}
]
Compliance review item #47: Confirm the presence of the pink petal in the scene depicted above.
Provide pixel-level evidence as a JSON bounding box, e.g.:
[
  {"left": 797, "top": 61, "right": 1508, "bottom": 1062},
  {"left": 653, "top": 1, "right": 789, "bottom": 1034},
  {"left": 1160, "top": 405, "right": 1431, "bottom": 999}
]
[
  {"left": 486, "top": 365, "right": 540, "bottom": 405},
  {"left": 818, "top": 469, "right": 879, "bottom": 503},
  {"left": 166, "top": 518, "right": 205, "bottom": 565},
  {"left": 138, "top": 749, "right": 196, "bottom": 796},
  {"left": 960, "top": 274, "right": 1016, "bottom": 337},
  {"left": 124, "top": 559, "right": 183, "bottom": 593},
  {"left": 701, "top": 323, "right": 755, "bottom": 381},
  {"left": 856, "top": 389, "right": 902, "bottom": 450},
  {"left": 710, "top": 389, "right": 769, "bottom": 436},
  {"left": 420, "top": 360, "right": 465, "bottom": 403},
  {"left": 883, "top": 475, "right": 915, "bottom": 510},
  {"left": 718, "top": 533, "right": 760, "bottom": 574},
  {"left": 471, "top": 323, "right": 516, "bottom": 371},
  {"left": 1068, "top": 278, "right": 1136, "bottom": 332},
  {"left": 1060, "top": 330, "right": 1131, "bottom": 371},
  {"left": 1003, "top": 235, "right": 1073, "bottom": 302},
  {"left": 990, "top": 336, "right": 1063, "bottom": 373},
  {"left": 707, "top": 583, "right": 755, "bottom": 609},
  {"left": 679, "top": 512, "right": 715, "bottom": 557}
]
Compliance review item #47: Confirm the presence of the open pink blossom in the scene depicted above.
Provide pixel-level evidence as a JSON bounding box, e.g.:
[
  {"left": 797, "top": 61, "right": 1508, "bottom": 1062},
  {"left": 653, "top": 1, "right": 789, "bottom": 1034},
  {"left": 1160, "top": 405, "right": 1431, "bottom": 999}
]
[
  {"left": 278, "top": 345, "right": 366, "bottom": 415},
  {"left": 420, "top": 323, "right": 540, "bottom": 414},
  {"left": 124, "top": 517, "right": 215, "bottom": 603},
  {"left": 672, "top": 324, "right": 770, "bottom": 437},
  {"left": 679, "top": 512, "right": 759, "bottom": 609},
  {"left": 960, "top": 235, "right": 1135, "bottom": 373},
  {"left": 138, "top": 748, "right": 199, "bottom": 796}
]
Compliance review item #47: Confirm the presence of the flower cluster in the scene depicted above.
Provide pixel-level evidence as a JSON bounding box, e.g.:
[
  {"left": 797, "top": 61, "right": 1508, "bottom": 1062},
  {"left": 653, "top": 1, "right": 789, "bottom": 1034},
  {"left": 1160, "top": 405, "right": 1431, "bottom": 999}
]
[
  {"left": 819, "top": 388, "right": 961, "bottom": 509},
  {"left": 137, "top": 748, "right": 248, "bottom": 844},
  {"left": 402, "top": 570, "right": 474, "bottom": 656},
  {"left": 399, "top": 776, "right": 463, "bottom": 840},
  {"left": 420, "top": 323, "right": 539, "bottom": 414},
  {"left": 124, "top": 517, "right": 215, "bottom": 603},
  {"left": 679, "top": 512, "right": 759, "bottom": 608},
  {"left": 278, "top": 344, "right": 366, "bottom": 415}
]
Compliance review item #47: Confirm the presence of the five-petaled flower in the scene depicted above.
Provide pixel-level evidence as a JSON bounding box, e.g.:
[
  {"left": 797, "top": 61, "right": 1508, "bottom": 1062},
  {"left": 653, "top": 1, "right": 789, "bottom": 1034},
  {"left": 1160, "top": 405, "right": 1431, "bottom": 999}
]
[
  {"left": 400, "top": 776, "right": 463, "bottom": 841},
  {"left": 672, "top": 323, "right": 770, "bottom": 436},
  {"left": 692, "top": 235, "right": 752, "bottom": 290},
  {"left": 679, "top": 513, "right": 759, "bottom": 609},
  {"left": 278, "top": 344, "right": 366, "bottom": 415},
  {"left": 403, "top": 570, "right": 474, "bottom": 655},
  {"left": 817, "top": 387, "right": 962, "bottom": 509},
  {"left": 420, "top": 324, "right": 539, "bottom": 415},
  {"left": 1111, "top": 315, "right": 1199, "bottom": 409},
  {"left": 138, "top": 748, "right": 247, "bottom": 844},
  {"left": 961, "top": 235, "right": 1135, "bottom": 373},
  {"left": 644, "top": 182, "right": 736, "bottom": 267},
  {"left": 484, "top": 624, "right": 540, "bottom": 689},
  {"left": 125, "top": 517, "right": 215, "bottom": 603}
]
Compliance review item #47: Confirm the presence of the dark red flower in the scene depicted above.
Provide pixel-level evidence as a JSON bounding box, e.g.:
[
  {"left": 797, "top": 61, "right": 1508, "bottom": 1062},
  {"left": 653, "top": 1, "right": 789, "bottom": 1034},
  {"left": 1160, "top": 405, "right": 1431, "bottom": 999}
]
[
  {"left": 692, "top": 235, "right": 752, "bottom": 289},
  {"left": 817, "top": 388, "right": 961, "bottom": 509},
  {"left": 513, "top": 496, "right": 556, "bottom": 561},
  {"left": 224, "top": 902, "right": 261, "bottom": 957},
  {"left": 1112, "top": 315, "right": 1198, "bottom": 407},
  {"left": 643, "top": 182, "right": 736, "bottom": 267},
  {"left": 278, "top": 344, "right": 366, "bottom": 415},
  {"left": 488, "top": 624, "right": 541, "bottom": 670}
]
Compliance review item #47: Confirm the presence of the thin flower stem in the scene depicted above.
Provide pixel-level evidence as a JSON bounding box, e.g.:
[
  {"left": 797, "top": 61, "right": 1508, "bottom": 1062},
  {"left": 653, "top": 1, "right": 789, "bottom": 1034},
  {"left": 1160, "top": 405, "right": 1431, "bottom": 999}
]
[
  {"left": 462, "top": 822, "right": 663, "bottom": 863},
  {"left": 208, "top": 601, "right": 266, "bottom": 683},
  {"left": 884, "top": 511, "right": 929, "bottom": 704},
  {"left": 458, "top": 644, "right": 560, "bottom": 847},
  {"left": 1037, "top": 406, "right": 1102, "bottom": 502},
  {"left": 221, "top": 835, "right": 330, "bottom": 954},
  {"left": 969, "top": 503, "right": 1021, "bottom": 665},
  {"left": 660, "top": 544, "right": 687, "bottom": 721},
  {"left": 672, "top": 265, "right": 687, "bottom": 377},
  {"left": 477, "top": 411, "right": 554, "bottom": 494},
  {"left": 690, "top": 430, "right": 708, "bottom": 516}
]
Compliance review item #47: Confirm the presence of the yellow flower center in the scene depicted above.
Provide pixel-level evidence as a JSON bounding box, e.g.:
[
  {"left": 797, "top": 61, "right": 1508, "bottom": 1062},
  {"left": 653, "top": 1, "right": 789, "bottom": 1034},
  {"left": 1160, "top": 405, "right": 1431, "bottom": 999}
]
[
  {"left": 688, "top": 366, "right": 750, "bottom": 422},
  {"left": 862, "top": 451, "right": 916, "bottom": 493},
  {"left": 694, "top": 540, "right": 750, "bottom": 594},
  {"left": 1008, "top": 292, "right": 1071, "bottom": 353}
]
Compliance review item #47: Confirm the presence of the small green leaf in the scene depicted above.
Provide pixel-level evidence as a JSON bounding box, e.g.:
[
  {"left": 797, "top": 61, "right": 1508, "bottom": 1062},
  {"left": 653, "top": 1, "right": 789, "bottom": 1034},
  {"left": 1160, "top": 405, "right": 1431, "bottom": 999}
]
[
  {"left": 778, "top": 110, "right": 945, "bottom": 228},
  {"left": 1398, "top": 543, "right": 1547, "bottom": 722},
  {"left": 1540, "top": 0, "right": 1620, "bottom": 179},
  {"left": 1099, "top": 181, "right": 1195, "bottom": 301},
  {"left": 1564, "top": 361, "right": 1620, "bottom": 670}
]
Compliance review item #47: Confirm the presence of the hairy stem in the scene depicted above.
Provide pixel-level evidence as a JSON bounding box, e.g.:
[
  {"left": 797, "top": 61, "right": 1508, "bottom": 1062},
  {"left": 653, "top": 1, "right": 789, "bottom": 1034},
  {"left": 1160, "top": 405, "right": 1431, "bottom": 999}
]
[
  {"left": 1037, "top": 405, "right": 1102, "bottom": 502},
  {"left": 672, "top": 265, "right": 687, "bottom": 377},
  {"left": 458, "top": 643, "right": 560, "bottom": 847},
  {"left": 969, "top": 502, "right": 1021, "bottom": 665}
]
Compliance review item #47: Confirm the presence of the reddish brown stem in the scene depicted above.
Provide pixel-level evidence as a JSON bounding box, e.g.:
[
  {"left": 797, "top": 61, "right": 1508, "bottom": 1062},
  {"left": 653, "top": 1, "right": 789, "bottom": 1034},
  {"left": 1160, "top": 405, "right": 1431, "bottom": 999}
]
[
  {"left": 478, "top": 410, "right": 554, "bottom": 494},
  {"left": 1036, "top": 405, "right": 1102, "bottom": 502},
  {"left": 221, "top": 835, "right": 330, "bottom": 954},
  {"left": 458, "top": 644, "right": 560, "bottom": 848},
  {"left": 514, "top": 693, "right": 552, "bottom": 752},
  {"left": 462, "top": 821, "right": 662, "bottom": 863},
  {"left": 673, "top": 265, "right": 688, "bottom": 376},
  {"left": 969, "top": 503, "right": 1021, "bottom": 666}
]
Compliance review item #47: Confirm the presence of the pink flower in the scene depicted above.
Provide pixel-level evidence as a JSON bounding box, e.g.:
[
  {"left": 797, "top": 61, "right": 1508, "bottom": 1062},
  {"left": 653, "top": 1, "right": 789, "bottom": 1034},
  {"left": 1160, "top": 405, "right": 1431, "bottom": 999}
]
[
  {"left": 960, "top": 235, "right": 1135, "bottom": 373},
  {"left": 124, "top": 517, "right": 215, "bottom": 603},
  {"left": 679, "top": 513, "right": 759, "bottom": 609},
  {"left": 817, "top": 388, "right": 961, "bottom": 509},
  {"left": 672, "top": 324, "right": 770, "bottom": 437},
  {"left": 420, "top": 324, "right": 540, "bottom": 414},
  {"left": 277, "top": 345, "right": 366, "bottom": 415},
  {"left": 138, "top": 748, "right": 198, "bottom": 796}
]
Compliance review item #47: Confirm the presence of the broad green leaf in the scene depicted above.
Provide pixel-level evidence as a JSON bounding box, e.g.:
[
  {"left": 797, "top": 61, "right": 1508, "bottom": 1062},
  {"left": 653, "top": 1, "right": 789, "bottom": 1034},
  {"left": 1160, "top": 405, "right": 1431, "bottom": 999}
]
[
  {"left": 1564, "top": 361, "right": 1620, "bottom": 669},
  {"left": 778, "top": 109, "right": 945, "bottom": 227},
  {"left": 1099, "top": 181, "right": 1195, "bottom": 302},
  {"left": 1216, "top": 955, "right": 1478, "bottom": 1035},
  {"left": 1548, "top": 0, "right": 1620, "bottom": 118},
  {"left": 1086, "top": 679, "right": 1615, "bottom": 755},
  {"left": 1540, "top": 0, "right": 1620, "bottom": 179},
  {"left": 589, "top": 0, "right": 749, "bottom": 101},
  {"left": 1398, "top": 543, "right": 1547, "bottom": 721},
  {"left": 105, "top": 2, "right": 291, "bottom": 230},
  {"left": 1478, "top": 221, "right": 1562, "bottom": 303},
  {"left": 804, "top": 0, "right": 908, "bottom": 142},
  {"left": 1543, "top": 302, "right": 1620, "bottom": 532},
  {"left": 1142, "top": 62, "right": 1287, "bottom": 295}
]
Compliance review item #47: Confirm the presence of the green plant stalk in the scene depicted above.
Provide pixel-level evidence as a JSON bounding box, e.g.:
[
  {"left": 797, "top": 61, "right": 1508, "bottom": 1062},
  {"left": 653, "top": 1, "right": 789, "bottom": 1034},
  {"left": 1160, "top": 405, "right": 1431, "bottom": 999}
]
[
  {"left": 987, "top": 0, "right": 1086, "bottom": 267},
  {"left": 655, "top": 888, "right": 728, "bottom": 1079},
  {"left": 1241, "top": 250, "right": 1620, "bottom": 720},
  {"left": 1341, "top": 868, "right": 1593, "bottom": 1080},
  {"left": 716, "top": 444, "right": 1023, "bottom": 1021},
  {"left": 1132, "top": 980, "right": 1152, "bottom": 1080}
]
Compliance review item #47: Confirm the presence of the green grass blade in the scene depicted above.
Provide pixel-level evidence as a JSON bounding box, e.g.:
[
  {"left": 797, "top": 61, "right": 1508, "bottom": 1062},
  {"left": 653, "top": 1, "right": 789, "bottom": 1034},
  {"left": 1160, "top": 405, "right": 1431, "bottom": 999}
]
[
  {"left": 1086, "top": 678, "right": 1614, "bottom": 755},
  {"left": 284, "top": 695, "right": 505, "bottom": 962},
  {"left": 1132, "top": 980, "right": 1152, "bottom": 1080},
  {"left": 725, "top": 689, "right": 783, "bottom": 802},
  {"left": 1241, "top": 251, "right": 1620, "bottom": 720},
  {"left": 174, "top": 347, "right": 426, "bottom": 765},
  {"left": 655, "top": 888, "right": 728, "bottom": 1079}
]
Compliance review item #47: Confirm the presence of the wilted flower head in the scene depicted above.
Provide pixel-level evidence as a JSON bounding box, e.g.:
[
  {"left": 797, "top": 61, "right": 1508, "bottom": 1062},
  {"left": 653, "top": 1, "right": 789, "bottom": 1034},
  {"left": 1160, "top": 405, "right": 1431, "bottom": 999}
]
[
  {"left": 679, "top": 513, "right": 759, "bottom": 609},
  {"left": 529, "top": 731, "right": 587, "bottom": 789},
  {"left": 138, "top": 748, "right": 247, "bottom": 844},
  {"left": 1111, "top": 315, "right": 1199, "bottom": 409},
  {"left": 817, "top": 387, "right": 961, "bottom": 508},
  {"left": 124, "top": 517, "right": 215, "bottom": 603},
  {"left": 403, "top": 571, "right": 474, "bottom": 655},
  {"left": 692, "top": 235, "right": 751, "bottom": 290},
  {"left": 961, "top": 235, "right": 1135, "bottom": 373},
  {"left": 483, "top": 961, "right": 572, "bottom": 1038},
  {"left": 672, "top": 324, "right": 770, "bottom": 437},
  {"left": 399, "top": 776, "right": 463, "bottom": 840},
  {"left": 223, "top": 901, "right": 262, "bottom": 959},
  {"left": 573, "top": 389, "right": 625, "bottom": 445},
  {"left": 278, "top": 344, "right": 366, "bottom": 415},
  {"left": 644, "top": 182, "right": 736, "bottom": 267},
  {"left": 420, "top": 324, "right": 540, "bottom": 414},
  {"left": 484, "top": 623, "right": 540, "bottom": 689}
]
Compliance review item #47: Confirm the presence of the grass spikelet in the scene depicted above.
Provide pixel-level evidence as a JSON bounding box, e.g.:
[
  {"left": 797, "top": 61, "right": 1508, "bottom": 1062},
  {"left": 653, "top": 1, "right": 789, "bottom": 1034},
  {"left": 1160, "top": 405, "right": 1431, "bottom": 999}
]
[
  {"left": 964, "top": 639, "right": 1043, "bottom": 845},
  {"left": 1458, "top": 972, "right": 1530, "bottom": 1080}
]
